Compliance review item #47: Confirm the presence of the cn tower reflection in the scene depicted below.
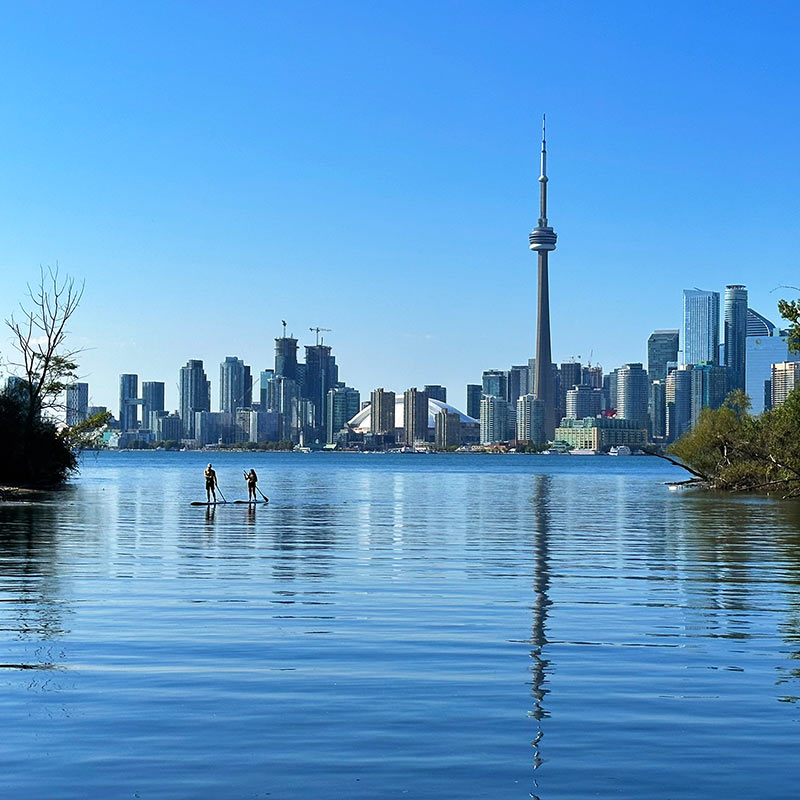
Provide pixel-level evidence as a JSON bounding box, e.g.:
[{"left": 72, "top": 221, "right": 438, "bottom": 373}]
[{"left": 529, "top": 474, "right": 552, "bottom": 798}]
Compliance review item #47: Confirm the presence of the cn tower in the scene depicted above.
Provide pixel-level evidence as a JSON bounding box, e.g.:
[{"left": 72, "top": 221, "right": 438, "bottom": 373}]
[{"left": 529, "top": 115, "right": 558, "bottom": 440}]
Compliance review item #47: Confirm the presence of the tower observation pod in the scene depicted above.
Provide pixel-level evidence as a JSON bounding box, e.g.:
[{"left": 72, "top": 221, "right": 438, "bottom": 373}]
[{"left": 530, "top": 115, "right": 558, "bottom": 441}]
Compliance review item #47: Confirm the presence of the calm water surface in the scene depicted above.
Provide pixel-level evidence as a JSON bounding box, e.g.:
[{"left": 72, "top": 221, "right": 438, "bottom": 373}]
[{"left": 2, "top": 452, "right": 800, "bottom": 798}]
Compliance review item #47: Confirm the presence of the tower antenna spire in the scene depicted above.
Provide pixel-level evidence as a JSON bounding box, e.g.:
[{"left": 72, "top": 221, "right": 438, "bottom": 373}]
[{"left": 539, "top": 114, "right": 548, "bottom": 226}]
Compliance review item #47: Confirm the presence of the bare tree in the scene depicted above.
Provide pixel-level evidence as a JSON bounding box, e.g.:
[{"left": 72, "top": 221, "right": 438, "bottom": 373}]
[{"left": 5, "top": 266, "right": 85, "bottom": 430}]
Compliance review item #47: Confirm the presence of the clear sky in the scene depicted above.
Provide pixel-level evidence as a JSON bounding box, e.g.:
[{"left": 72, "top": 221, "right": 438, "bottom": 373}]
[{"left": 1, "top": 1, "right": 799, "bottom": 415}]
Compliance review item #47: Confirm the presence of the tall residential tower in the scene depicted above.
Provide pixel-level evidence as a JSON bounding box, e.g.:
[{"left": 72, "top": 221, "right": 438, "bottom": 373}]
[{"left": 529, "top": 117, "right": 558, "bottom": 440}]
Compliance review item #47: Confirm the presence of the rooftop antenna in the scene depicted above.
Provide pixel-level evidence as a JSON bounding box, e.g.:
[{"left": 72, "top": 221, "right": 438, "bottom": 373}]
[{"left": 309, "top": 326, "right": 332, "bottom": 346}]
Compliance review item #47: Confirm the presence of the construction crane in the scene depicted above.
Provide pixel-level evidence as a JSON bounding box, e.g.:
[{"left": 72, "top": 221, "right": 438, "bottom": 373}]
[{"left": 309, "top": 326, "right": 332, "bottom": 346}]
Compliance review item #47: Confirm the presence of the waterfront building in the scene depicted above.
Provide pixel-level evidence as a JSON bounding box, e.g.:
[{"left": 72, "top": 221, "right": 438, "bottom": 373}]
[
  {"left": 666, "top": 365, "right": 693, "bottom": 442},
  {"left": 179, "top": 360, "right": 210, "bottom": 439},
  {"left": 119, "top": 374, "right": 139, "bottom": 432},
  {"left": 141, "top": 381, "right": 165, "bottom": 431},
  {"left": 326, "top": 386, "right": 361, "bottom": 444},
  {"left": 370, "top": 388, "right": 396, "bottom": 435},
  {"left": 482, "top": 370, "right": 509, "bottom": 402},
  {"left": 724, "top": 285, "right": 748, "bottom": 392},
  {"left": 683, "top": 289, "right": 720, "bottom": 365},
  {"left": 155, "top": 412, "right": 182, "bottom": 442},
  {"left": 466, "top": 384, "right": 482, "bottom": 420},
  {"left": 554, "top": 417, "right": 647, "bottom": 451},
  {"left": 690, "top": 363, "right": 728, "bottom": 428},
  {"left": 403, "top": 388, "right": 429, "bottom": 445},
  {"left": 220, "top": 357, "right": 252, "bottom": 414},
  {"left": 516, "top": 394, "right": 546, "bottom": 444},
  {"left": 647, "top": 330, "right": 679, "bottom": 381},
  {"left": 771, "top": 362, "right": 800, "bottom": 408},
  {"left": 616, "top": 363, "right": 649, "bottom": 430},
  {"left": 423, "top": 385, "right": 447, "bottom": 403},
  {"left": 194, "top": 411, "right": 234, "bottom": 446},
  {"left": 348, "top": 397, "right": 476, "bottom": 443},
  {"left": 274, "top": 335, "right": 299, "bottom": 380},
  {"left": 565, "top": 384, "right": 600, "bottom": 420},
  {"left": 65, "top": 382, "right": 89, "bottom": 426},
  {"left": 529, "top": 117, "right": 558, "bottom": 439},
  {"left": 480, "top": 395, "right": 509, "bottom": 444},
  {"left": 434, "top": 407, "right": 462, "bottom": 448}
]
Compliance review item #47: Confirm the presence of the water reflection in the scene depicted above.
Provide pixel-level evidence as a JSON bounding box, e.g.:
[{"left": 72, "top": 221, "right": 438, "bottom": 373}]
[{"left": 529, "top": 475, "right": 552, "bottom": 797}]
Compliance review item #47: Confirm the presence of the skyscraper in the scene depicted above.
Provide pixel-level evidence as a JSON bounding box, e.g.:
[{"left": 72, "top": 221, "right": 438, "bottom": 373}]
[
  {"left": 666, "top": 365, "right": 693, "bottom": 442},
  {"left": 179, "top": 360, "right": 210, "bottom": 439},
  {"left": 141, "top": 381, "right": 165, "bottom": 431},
  {"left": 326, "top": 386, "right": 360, "bottom": 444},
  {"left": 516, "top": 394, "right": 546, "bottom": 444},
  {"left": 771, "top": 362, "right": 800, "bottom": 408},
  {"left": 274, "top": 335, "right": 299, "bottom": 379},
  {"left": 403, "top": 388, "right": 429, "bottom": 445},
  {"left": 482, "top": 370, "right": 509, "bottom": 401},
  {"left": 530, "top": 117, "right": 558, "bottom": 440},
  {"left": 690, "top": 364, "right": 728, "bottom": 428},
  {"left": 616, "top": 363, "right": 649, "bottom": 430},
  {"left": 466, "top": 384, "right": 482, "bottom": 420},
  {"left": 683, "top": 289, "right": 720, "bottom": 365},
  {"left": 746, "top": 327, "right": 798, "bottom": 413},
  {"left": 304, "top": 344, "right": 334, "bottom": 431},
  {"left": 119, "top": 374, "right": 139, "bottom": 432},
  {"left": 565, "top": 384, "right": 600, "bottom": 419},
  {"left": 219, "top": 357, "right": 252, "bottom": 413},
  {"left": 434, "top": 407, "right": 462, "bottom": 449},
  {"left": 723, "top": 284, "right": 748, "bottom": 392},
  {"left": 508, "top": 366, "right": 530, "bottom": 405},
  {"left": 480, "top": 394, "right": 509, "bottom": 444},
  {"left": 647, "top": 330, "right": 679, "bottom": 381},
  {"left": 370, "top": 388, "right": 396, "bottom": 435},
  {"left": 65, "top": 382, "right": 89, "bottom": 426},
  {"left": 260, "top": 369, "right": 275, "bottom": 410}
]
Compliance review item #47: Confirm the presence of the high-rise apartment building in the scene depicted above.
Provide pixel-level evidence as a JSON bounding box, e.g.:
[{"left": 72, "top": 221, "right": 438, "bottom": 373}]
[
  {"left": 434, "top": 408, "right": 462, "bottom": 449},
  {"left": 466, "top": 384, "right": 482, "bottom": 420},
  {"left": 141, "top": 381, "right": 165, "bottom": 431},
  {"left": 304, "top": 344, "right": 334, "bottom": 431},
  {"left": 370, "top": 388, "right": 396, "bottom": 434},
  {"left": 482, "top": 370, "right": 508, "bottom": 402},
  {"left": 529, "top": 117, "right": 558, "bottom": 440},
  {"left": 65, "top": 382, "right": 89, "bottom": 426},
  {"left": 219, "top": 357, "right": 252, "bottom": 414},
  {"left": 647, "top": 330, "right": 679, "bottom": 381},
  {"left": 666, "top": 365, "right": 693, "bottom": 442},
  {"left": 403, "top": 388, "right": 429, "bottom": 445},
  {"left": 616, "top": 363, "right": 649, "bottom": 430},
  {"left": 508, "top": 366, "right": 530, "bottom": 405},
  {"left": 119, "top": 374, "right": 139, "bottom": 432},
  {"left": 724, "top": 285, "right": 748, "bottom": 392},
  {"left": 683, "top": 289, "right": 720, "bottom": 365},
  {"left": 516, "top": 394, "right": 546, "bottom": 444},
  {"left": 650, "top": 380, "right": 667, "bottom": 440},
  {"left": 156, "top": 412, "right": 183, "bottom": 442},
  {"left": 326, "top": 386, "right": 360, "bottom": 444},
  {"left": 690, "top": 364, "right": 728, "bottom": 428},
  {"left": 771, "top": 362, "right": 800, "bottom": 408},
  {"left": 423, "top": 385, "right": 447, "bottom": 403},
  {"left": 565, "top": 384, "right": 600, "bottom": 420},
  {"left": 480, "top": 394, "right": 509, "bottom": 444},
  {"left": 582, "top": 365, "right": 603, "bottom": 389},
  {"left": 179, "top": 360, "right": 210, "bottom": 439}
]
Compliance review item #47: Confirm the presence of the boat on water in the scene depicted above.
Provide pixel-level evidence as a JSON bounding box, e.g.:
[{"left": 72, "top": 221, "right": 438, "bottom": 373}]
[{"left": 609, "top": 445, "right": 632, "bottom": 456}]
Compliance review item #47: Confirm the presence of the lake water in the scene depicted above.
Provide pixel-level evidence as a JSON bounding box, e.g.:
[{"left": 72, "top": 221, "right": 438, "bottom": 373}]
[{"left": 1, "top": 451, "right": 800, "bottom": 799}]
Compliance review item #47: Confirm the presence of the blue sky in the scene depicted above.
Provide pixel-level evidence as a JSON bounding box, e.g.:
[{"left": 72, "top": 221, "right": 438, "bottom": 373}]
[{"left": 1, "top": 1, "right": 799, "bottom": 414}]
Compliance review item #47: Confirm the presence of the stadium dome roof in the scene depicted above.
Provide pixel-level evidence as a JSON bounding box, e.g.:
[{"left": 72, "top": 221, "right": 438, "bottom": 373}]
[{"left": 347, "top": 396, "right": 478, "bottom": 433}]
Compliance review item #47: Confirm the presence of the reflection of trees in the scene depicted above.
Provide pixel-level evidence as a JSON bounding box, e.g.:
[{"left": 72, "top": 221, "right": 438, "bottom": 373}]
[
  {"left": 529, "top": 475, "right": 552, "bottom": 797},
  {"left": 0, "top": 504, "right": 69, "bottom": 670}
]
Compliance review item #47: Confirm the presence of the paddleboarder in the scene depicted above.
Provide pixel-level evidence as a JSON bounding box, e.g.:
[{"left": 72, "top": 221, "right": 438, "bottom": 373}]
[
  {"left": 244, "top": 468, "right": 259, "bottom": 503},
  {"left": 204, "top": 463, "right": 219, "bottom": 504}
]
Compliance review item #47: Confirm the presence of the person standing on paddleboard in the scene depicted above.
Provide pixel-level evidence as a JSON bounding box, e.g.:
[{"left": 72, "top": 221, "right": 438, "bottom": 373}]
[
  {"left": 205, "top": 464, "right": 219, "bottom": 503},
  {"left": 244, "top": 468, "right": 258, "bottom": 502}
]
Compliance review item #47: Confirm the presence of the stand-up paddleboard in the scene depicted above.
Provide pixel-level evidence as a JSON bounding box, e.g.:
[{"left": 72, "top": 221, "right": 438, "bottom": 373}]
[
  {"left": 190, "top": 500, "right": 230, "bottom": 506},
  {"left": 233, "top": 499, "right": 269, "bottom": 504}
]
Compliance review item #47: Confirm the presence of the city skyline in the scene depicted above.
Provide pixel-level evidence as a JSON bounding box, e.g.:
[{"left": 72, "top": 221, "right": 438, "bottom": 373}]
[{"left": 0, "top": 4, "right": 798, "bottom": 411}]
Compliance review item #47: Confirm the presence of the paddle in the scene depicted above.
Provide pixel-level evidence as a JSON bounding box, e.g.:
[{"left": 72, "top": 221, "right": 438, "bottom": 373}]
[{"left": 244, "top": 470, "right": 269, "bottom": 503}]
